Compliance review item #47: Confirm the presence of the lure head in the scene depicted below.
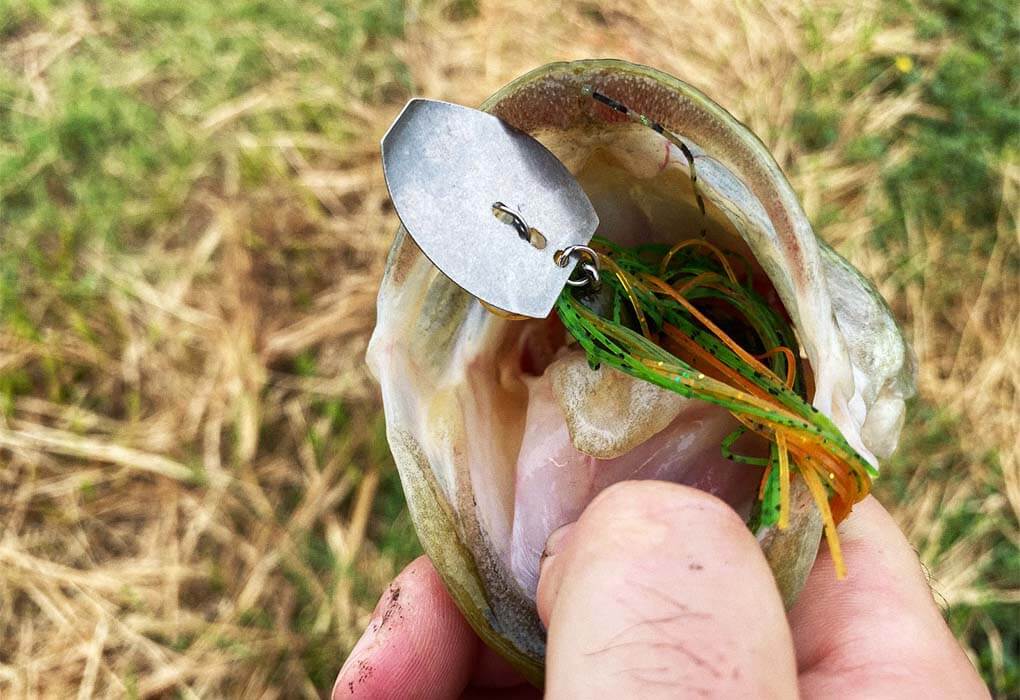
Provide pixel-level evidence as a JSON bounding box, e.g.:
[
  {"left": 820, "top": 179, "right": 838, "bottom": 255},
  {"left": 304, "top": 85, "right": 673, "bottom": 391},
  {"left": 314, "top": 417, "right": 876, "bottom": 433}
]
[{"left": 366, "top": 59, "right": 916, "bottom": 684}]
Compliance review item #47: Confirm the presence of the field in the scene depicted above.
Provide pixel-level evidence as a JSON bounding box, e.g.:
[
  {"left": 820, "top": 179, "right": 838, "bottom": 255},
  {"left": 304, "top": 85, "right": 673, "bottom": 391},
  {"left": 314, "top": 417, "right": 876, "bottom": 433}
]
[{"left": 1, "top": 0, "right": 1017, "bottom": 696}]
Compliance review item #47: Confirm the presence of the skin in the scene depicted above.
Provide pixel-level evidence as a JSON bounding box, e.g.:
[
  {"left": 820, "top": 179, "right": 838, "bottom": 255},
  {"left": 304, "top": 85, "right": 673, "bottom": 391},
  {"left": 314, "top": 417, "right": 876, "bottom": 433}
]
[{"left": 333, "top": 483, "right": 988, "bottom": 699}]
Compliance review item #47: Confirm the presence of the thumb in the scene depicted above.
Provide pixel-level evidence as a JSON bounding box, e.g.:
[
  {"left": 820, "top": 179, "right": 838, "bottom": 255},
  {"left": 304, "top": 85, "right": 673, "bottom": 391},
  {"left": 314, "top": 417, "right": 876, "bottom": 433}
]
[{"left": 536, "top": 480, "right": 797, "bottom": 699}]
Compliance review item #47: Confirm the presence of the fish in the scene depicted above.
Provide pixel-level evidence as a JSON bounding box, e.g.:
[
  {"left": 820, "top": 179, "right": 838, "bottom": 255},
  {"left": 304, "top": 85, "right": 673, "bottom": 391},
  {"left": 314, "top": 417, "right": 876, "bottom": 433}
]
[{"left": 366, "top": 58, "right": 916, "bottom": 684}]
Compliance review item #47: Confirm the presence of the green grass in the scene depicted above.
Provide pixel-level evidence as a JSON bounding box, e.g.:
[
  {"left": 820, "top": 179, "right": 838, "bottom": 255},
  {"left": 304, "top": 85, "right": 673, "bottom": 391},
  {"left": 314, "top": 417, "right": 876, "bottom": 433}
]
[
  {"left": 798, "top": 0, "right": 1018, "bottom": 269},
  {"left": 793, "top": 1, "right": 1018, "bottom": 693},
  {"left": 2, "top": 0, "right": 413, "bottom": 693},
  {"left": 879, "top": 403, "right": 1020, "bottom": 691},
  {"left": 1, "top": 0, "right": 407, "bottom": 341}
]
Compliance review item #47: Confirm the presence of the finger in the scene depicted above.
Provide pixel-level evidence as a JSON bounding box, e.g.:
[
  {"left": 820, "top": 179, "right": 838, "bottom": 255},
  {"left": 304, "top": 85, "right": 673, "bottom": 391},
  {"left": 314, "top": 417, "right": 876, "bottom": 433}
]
[
  {"left": 461, "top": 647, "right": 542, "bottom": 700},
  {"left": 461, "top": 687, "right": 544, "bottom": 700},
  {"left": 461, "top": 682, "right": 544, "bottom": 700},
  {"left": 790, "top": 496, "right": 989, "bottom": 699},
  {"left": 537, "top": 480, "right": 798, "bottom": 699},
  {"left": 469, "top": 645, "right": 538, "bottom": 690},
  {"left": 333, "top": 555, "right": 479, "bottom": 699}
]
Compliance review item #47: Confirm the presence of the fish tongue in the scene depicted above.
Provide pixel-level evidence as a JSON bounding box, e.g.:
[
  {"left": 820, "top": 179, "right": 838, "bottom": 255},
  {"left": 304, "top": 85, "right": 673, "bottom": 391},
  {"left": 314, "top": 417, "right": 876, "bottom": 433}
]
[
  {"left": 508, "top": 351, "right": 763, "bottom": 599},
  {"left": 509, "top": 370, "right": 597, "bottom": 599}
]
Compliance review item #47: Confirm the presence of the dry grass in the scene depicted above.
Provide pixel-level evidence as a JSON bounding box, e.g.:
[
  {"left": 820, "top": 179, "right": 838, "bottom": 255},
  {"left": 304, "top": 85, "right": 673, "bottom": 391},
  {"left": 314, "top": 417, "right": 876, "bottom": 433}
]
[{"left": 1, "top": 0, "right": 1016, "bottom": 696}]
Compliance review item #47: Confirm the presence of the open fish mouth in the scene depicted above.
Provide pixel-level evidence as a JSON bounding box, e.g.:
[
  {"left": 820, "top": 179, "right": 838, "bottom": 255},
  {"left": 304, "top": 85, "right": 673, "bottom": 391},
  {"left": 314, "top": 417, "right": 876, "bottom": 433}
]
[{"left": 367, "top": 59, "right": 915, "bottom": 682}]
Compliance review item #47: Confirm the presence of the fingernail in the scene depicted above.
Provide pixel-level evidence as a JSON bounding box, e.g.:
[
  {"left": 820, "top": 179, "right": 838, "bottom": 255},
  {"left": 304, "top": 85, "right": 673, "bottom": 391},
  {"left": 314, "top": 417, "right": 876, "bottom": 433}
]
[
  {"left": 543, "top": 521, "right": 577, "bottom": 560},
  {"left": 537, "top": 522, "right": 577, "bottom": 630}
]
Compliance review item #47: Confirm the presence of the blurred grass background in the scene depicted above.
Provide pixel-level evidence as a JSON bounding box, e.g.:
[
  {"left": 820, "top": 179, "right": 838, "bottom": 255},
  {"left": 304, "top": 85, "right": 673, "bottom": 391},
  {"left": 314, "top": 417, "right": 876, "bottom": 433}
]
[{"left": 0, "top": 0, "right": 1016, "bottom": 696}]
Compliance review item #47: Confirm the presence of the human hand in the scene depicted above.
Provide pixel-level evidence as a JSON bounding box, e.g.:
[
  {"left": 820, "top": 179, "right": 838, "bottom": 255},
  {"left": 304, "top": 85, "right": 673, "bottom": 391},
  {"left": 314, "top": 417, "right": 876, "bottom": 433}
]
[{"left": 333, "top": 482, "right": 988, "bottom": 698}]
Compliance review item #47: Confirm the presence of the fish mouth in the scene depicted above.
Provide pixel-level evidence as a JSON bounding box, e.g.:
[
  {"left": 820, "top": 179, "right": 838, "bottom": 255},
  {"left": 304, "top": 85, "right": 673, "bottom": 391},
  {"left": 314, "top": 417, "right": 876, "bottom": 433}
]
[
  {"left": 459, "top": 117, "right": 799, "bottom": 600},
  {"left": 369, "top": 60, "right": 914, "bottom": 674}
]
